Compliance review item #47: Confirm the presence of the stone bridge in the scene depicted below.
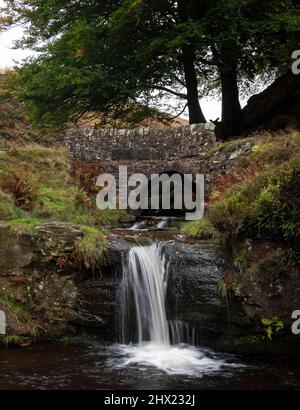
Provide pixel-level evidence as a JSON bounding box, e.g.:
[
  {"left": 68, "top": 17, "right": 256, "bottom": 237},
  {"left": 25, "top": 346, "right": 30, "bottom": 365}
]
[{"left": 65, "top": 123, "right": 216, "bottom": 182}]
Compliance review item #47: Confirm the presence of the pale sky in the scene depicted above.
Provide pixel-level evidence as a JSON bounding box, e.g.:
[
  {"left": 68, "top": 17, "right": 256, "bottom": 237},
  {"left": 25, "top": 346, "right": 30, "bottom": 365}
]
[{"left": 0, "top": 1, "right": 227, "bottom": 121}]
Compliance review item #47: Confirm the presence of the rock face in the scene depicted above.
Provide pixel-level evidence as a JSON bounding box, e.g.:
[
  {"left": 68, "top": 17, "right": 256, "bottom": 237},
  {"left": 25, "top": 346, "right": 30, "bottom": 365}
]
[
  {"left": 0, "top": 223, "right": 242, "bottom": 346},
  {"left": 0, "top": 223, "right": 127, "bottom": 340},
  {"left": 1, "top": 222, "right": 298, "bottom": 357},
  {"left": 166, "top": 242, "right": 251, "bottom": 347},
  {"left": 166, "top": 242, "right": 226, "bottom": 343},
  {"left": 242, "top": 71, "right": 300, "bottom": 132},
  {"left": 230, "top": 240, "right": 300, "bottom": 331}
]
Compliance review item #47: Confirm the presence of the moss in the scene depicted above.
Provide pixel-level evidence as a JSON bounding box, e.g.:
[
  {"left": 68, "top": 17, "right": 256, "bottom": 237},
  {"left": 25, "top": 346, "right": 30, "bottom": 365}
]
[
  {"left": 75, "top": 226, "right": 108, "bottom": 272},
  {"left": 181, "top": 218, "right": 216, "bottom": 239},
  {"left": 251, "top": 141, "right": 273, "bottom": 154},
  {"left": 95, "top": 208, "right": 134, "bottom": 227},
  {"left": 208, "top": 137, "right": 253, "bottom": 155},
  {"left": 0, "top": 295, "right": 39, "bottom": 337},
  {"left": 36, "top": 186, "right": 93, "bottom": 224},
  {"left": 5, "top": 217, "right": 41, "bottom": 236}
]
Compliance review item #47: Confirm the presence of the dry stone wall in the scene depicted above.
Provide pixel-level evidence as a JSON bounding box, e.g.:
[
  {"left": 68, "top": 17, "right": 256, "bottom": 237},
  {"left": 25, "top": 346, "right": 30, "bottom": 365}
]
[{"left": 65, "top": 123, "right": 254, "bottom": 196}]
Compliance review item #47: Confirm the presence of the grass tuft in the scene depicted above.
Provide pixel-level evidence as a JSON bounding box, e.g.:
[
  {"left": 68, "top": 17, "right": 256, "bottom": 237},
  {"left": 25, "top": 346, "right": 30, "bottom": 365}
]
[
  {"left": 181, "top": 219, "right": 216, "bottom": 239},
  {"left": 75, "top": 226, "right": 108, "bottom": 272}
]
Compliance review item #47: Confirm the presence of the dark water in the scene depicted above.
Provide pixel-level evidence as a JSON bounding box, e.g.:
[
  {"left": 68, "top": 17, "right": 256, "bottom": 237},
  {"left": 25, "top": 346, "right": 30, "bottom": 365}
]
[{"left": 1, "top": 342, "right": 300, "bottom": 390}]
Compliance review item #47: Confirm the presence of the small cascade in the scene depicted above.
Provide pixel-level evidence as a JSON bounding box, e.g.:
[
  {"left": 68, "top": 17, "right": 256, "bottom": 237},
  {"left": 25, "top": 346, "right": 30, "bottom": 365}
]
[
  {"left": 169, "top": 320, "right": 197, "bottom": 346},
  {"left": 157, "top": 217, "right": 170, "bottom": 230},
  {"left": 128, "top": 220, "right": 148, "bottom": 231},
  {"left": 118, "top": 243, "right": 170, "bottom": 346},
  {"left": 128, "top": 217, "right": 171, "bottom": 231}
]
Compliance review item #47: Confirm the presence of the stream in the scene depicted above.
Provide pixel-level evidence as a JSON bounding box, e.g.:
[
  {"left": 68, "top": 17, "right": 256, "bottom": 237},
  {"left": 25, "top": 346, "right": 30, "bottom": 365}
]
[
  {"left": 1, "top": 342, "right": 300, "bottom": 390},
  {"left": 1, "top": 218, "right": 300, "bottom": 390}
]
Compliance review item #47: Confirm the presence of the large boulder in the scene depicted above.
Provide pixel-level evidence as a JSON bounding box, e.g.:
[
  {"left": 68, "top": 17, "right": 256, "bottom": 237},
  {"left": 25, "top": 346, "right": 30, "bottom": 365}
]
[{"left": 242, "top": 72, "right": 300, "bottom": 132}]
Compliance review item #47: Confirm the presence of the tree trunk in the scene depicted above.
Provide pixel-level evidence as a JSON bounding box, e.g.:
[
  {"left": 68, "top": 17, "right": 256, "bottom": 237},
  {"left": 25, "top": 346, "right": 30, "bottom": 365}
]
[
  {"left": 220, "top": 65, "right": 244, "bottom": 138},
  {"left": 177, "top": 1, "right": 206, "bottom": 125},
  {"left": 182, "top": 51, "right": 206, "bottom": 125}
]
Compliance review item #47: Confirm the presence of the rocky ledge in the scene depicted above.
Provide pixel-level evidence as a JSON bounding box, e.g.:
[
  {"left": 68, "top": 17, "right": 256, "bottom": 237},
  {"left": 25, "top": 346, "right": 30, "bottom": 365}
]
[{"left": 0, "top": 222, "right": 130, "bottom": 342}]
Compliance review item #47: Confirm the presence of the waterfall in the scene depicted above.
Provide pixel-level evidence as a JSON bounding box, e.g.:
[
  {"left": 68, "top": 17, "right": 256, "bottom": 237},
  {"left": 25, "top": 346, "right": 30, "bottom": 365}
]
[
  {"left": 169, "top": 320, "right": 197, "bottom": 346},
  {"left": 129, "top": 220, "right": 148, "bottom": 230},
  {"left": 119, "top": 243, "right": 170, "bottom": 346},
  {"left": 157, "top": 218, "right": 170, "bottom": 230},
  {"left": 115, "top": 243, "right": 242, "bottom": 375}
]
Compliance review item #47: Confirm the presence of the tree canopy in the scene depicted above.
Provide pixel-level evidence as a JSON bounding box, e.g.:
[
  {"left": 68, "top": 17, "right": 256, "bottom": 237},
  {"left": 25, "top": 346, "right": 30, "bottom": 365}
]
[{"left": 1, "top": 0, "right": 299, "bottom": 136}]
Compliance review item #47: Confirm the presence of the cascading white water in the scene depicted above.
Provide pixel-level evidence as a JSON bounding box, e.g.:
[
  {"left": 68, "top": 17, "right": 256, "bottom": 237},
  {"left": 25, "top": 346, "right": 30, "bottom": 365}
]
[
  {"left": 119, "top": 243, "right": 170, "bottom": 346},
  {"left": 128, "top": 244, "right": 170, "bottom": 346},
  {"left": 115, "top": 243, "right": 241, "bottom": 375},
  {"left": 129, "top": 217, "right": 171, "bottom": 231},
  {"left": 128, "top": 220, "right": 148, "bottom": 230},
  {"left": 157, "top": 218, "right": 170, "bottom": 230},
  {"left": 169, "top": 320, "right": 197, "bottom": 346}
]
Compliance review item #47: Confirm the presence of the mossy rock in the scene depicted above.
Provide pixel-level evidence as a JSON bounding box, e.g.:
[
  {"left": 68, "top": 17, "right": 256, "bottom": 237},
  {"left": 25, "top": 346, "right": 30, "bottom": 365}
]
[{"left": 0, "top": 226, "right": 34, "bottom": 270}]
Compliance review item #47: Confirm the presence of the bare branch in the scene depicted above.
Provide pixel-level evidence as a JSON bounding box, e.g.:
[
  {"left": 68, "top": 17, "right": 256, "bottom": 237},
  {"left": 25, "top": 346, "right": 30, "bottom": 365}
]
[
  {"left": 167, "top": 103, "right": 188, "bottom": 121},
  {"left": 170, "top": 73, "right": 186, "bottom": 87},
  {"left": 152, "top": 86, "right": 187, "bottom": 99}
]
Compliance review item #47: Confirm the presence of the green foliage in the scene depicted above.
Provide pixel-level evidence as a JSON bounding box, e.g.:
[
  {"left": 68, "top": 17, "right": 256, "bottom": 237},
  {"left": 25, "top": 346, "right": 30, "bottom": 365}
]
[
  {"left": 0, "top": 144, "right": 71, "bottom": 189},
  {"left": 75, "top": 226, "right": 108, "bottom": 272},
  {"left": 181, "top": 218, "right": 216, "bottom": 239},
  {"left": 210, "top": 132, "right": 300, "bottom": 249},
  {"left": 209, "top": 188, "right": 250, "bottom": 237},
  {"left": 0, "top": 335, "right": 29, "bottom": 348},
  {"left": 95, "top": 208, "right": 134, "bottom": 228},
  {"left": 209, "top": 138, "right": 253, "bottom": 155},
  {"left": 233, "top": 247, "right": 251, "bottom": 277},
  {"left": 37, "top": 185, "right": 94, "bottom": 225},
  {"left": 2, "top": 0, "right": 299, "bottom": 126},
  {"left": 261, "top": 317, "right": 284, "bottom": 341},
  {"left": 0, "top": 72, "right": 60, "bottom": 146},
  {"left": 0, "top": 188, "right": 21, "bottom": 220},
  {"left": 5, "top": 217, "right": 41, "bottom": 236},
  {"left": 0, "top": 142, "right": 130, "bottom": 228},
  {"left": 0, "top": 295, "right": 39, "bottom": 337},
  {"left": 0, "top": 167, "right": 40, "bottom": 211},
  {"left": 218, "top": 278, "right": 230, "bottom": 299},
  {"left": 209, "top": 130, "right": 300, "bottom": 292}
]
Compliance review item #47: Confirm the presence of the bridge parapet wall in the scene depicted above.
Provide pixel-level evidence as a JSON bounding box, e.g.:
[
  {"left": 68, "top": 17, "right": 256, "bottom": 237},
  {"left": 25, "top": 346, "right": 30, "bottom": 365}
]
[{"left": 65, "top": 123, "right": 216, "bottom": 163}]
